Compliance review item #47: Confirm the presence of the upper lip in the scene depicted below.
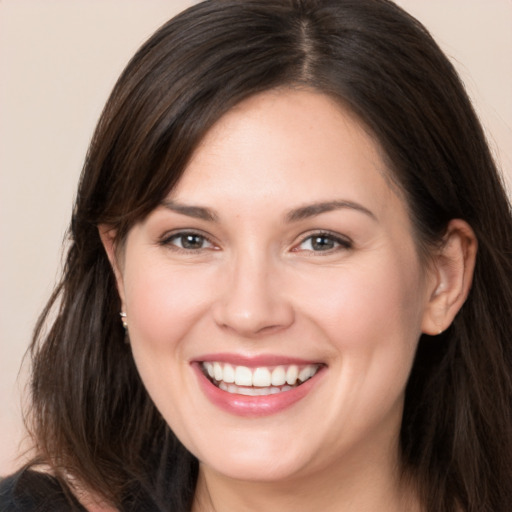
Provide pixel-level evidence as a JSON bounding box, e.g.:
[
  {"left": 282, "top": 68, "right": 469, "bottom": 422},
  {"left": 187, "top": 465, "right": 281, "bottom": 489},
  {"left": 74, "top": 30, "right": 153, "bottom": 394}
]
[{"left": 192, "top": 352, "right": 324, "bottom": 367}]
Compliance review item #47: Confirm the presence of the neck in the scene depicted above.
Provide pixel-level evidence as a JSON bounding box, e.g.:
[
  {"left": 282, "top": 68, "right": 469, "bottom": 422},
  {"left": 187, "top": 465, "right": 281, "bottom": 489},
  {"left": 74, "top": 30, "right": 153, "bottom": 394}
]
[{"left": 192, "top": 440, "right": 421, "bottom": 512}]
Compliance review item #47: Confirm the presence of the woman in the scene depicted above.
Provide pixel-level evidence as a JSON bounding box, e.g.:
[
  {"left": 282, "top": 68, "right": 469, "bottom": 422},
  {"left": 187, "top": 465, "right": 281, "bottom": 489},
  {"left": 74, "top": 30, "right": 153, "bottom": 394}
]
[{"left": 1, "top": 0, "right": 511, "bottom": 510}]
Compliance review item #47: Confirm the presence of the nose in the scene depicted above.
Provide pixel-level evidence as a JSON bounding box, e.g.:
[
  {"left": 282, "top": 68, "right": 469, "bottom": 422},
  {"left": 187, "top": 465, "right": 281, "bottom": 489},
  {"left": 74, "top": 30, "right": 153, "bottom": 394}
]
[{"left": 212, "top": 251, "right": 295, "bottom": 337}]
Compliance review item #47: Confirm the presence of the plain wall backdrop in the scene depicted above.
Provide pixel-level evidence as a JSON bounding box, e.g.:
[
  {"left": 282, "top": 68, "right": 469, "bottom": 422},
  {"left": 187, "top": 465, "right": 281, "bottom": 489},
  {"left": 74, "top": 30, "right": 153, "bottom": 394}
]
[{"left": 1, "top": 0, "right": 511, "bottom": 475}]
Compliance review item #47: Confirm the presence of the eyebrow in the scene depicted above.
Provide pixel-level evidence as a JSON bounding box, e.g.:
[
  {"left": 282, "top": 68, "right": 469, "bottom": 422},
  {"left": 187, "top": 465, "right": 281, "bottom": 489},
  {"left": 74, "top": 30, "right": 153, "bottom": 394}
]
[
  {"left": 159, "top": 200, "right": 219, "bottom": 222},
  {"left": 285, "top": 200, "right": 376, "bottom": 222},
  {"left": 159, "top": 199, "right": 376, "bottom": 223}
]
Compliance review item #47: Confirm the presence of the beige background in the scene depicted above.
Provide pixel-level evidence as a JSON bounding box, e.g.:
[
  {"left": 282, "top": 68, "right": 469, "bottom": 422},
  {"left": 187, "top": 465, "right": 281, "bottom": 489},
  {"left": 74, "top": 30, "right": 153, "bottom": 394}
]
[{"left": 1, "top": 1, "right": 511, "bottom": 476}]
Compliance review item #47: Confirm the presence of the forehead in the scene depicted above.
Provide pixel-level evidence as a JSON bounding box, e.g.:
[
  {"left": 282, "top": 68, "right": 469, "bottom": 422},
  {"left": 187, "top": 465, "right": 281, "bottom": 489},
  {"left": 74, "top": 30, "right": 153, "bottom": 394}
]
[{"left": 169, "top": 88, "right": 406, "bottom": 226}]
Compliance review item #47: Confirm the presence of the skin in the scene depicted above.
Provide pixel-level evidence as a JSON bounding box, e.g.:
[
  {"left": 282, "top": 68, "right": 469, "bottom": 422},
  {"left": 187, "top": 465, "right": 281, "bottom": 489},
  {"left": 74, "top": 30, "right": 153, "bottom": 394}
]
[{"left": 101, "top": 88, "right": 476, "bottom": 511}]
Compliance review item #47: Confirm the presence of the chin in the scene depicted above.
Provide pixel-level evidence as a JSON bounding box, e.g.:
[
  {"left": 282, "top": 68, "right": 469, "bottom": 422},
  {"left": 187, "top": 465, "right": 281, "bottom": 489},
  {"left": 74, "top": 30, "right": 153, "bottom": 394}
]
[{"left": 202, "top": 452, "right": 310, "bottom": 483}]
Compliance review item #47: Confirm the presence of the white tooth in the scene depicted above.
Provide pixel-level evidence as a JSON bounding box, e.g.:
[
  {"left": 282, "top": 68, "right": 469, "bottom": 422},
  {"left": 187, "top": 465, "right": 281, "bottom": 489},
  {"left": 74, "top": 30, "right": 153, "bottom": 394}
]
[
  {"left": 270, "top": 387, "right": 280, "bottom": 394},
  {"left": 252, "top": 367, "right": 271, "bottom": 387},
  {"left": 219, "top": 381, "right": 228, "bottom": 391},
  {"left": 238, "top": 387, "right": 258, "bottom": 396},
  {"left": 298, "top": 365, "right": 316, "bottom": 382},
  {"left": 271, "top": 366, "right": 287, "bottom": 386},
  {"left": 286, "top": 365, "right": 299, "bottom": 385},
  {"left": 235, "top": 366, "right": 252, "bottom": 386},
  {"left": 228, "top": 384, "right": 237, "bottom": 393},
  {"left": 205, "top": 362, "right": 214, "bottom": 378},
  {"left": 223, "top": 364, "right": 235, "bottom": 383},
  {"left": 214, "top": 362, "right": 223, "bottom": 381},
  {"left": 282, "top": 385, "right": 292, "bottom": 391}
]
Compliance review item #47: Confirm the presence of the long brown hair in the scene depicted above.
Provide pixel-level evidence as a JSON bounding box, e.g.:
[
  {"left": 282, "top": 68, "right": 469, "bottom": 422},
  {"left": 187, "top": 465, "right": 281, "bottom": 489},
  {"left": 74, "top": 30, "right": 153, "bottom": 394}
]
[{"left": 28, "top": 1, "right": 512, "bottom": 510}]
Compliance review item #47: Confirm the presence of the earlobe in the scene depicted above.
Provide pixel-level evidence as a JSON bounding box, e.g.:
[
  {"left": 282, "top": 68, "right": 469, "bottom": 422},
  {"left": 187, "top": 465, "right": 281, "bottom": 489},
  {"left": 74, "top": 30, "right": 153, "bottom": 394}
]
[
  {"left": 98, "top": 224, "right": 126, "bottom": 306},
  {"left": 421, "top": 219, "right": 477, "bottom": 335}
]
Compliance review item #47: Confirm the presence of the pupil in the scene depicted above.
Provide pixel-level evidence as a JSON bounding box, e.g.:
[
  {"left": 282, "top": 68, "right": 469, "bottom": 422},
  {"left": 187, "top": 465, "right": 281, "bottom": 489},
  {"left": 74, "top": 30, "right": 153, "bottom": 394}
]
[
  {"left": 312, "top": 236, "right": 334, "bottom": 250},
  {"left": 182, "top": 234, "right": 203, "bottom": 249}
]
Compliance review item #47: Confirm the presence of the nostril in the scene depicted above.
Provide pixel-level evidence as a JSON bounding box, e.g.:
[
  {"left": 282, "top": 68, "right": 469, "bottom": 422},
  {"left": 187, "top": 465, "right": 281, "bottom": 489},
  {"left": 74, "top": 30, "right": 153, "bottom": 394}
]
[{"left": 213, "top": 306, "right": 295, "bottom": 337}]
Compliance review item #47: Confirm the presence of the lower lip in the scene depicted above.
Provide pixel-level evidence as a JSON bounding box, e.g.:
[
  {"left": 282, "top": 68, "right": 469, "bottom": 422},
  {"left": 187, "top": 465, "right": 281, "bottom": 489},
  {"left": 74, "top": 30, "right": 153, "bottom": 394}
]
[{"left": 193, "top": 364, "right": 324, "bottom": 417}]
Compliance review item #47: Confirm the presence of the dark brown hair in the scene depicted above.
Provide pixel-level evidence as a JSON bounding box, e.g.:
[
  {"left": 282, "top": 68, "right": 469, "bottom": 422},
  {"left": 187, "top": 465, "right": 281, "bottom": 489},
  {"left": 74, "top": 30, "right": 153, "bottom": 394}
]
[{"left": 27, "top": 1, "right": 512, "bottom": 510}]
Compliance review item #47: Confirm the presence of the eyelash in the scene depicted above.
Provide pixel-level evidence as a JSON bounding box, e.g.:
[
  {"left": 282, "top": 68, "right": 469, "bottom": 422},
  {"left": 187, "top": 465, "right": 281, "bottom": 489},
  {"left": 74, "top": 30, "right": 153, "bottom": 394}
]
[
  {"left": 159, "top": 230, "right": 352, "bottom": 254},
  {"left": 294, "top": 231, "right": 353, "bottom": 253}
]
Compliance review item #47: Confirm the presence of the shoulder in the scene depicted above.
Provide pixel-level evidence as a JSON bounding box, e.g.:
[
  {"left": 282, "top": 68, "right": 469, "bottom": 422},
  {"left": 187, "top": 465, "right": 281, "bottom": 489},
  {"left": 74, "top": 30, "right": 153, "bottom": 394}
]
[{"left": 0, "top": 468, "right": 86, "bottom": 512}]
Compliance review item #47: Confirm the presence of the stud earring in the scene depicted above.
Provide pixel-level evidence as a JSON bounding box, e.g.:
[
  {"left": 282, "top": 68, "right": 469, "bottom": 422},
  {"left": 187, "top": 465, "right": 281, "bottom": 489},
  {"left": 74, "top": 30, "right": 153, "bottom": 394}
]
[{"left": 119, "top": 311, "right": 128, "bottom": 330}]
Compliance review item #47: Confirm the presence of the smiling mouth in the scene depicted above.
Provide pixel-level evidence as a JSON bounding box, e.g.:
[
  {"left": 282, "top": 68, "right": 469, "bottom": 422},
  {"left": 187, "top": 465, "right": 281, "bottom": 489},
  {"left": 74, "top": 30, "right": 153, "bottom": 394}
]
[{"left": 200, "top": 362, "right": 323, "bottom": 396}]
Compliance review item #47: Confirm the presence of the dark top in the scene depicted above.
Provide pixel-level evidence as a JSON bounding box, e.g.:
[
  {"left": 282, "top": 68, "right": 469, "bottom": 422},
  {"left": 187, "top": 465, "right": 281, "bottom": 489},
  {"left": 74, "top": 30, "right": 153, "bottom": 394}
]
[
  {"left": 0, "top": 469, "right": 169, "bottom": 512},
  {"left": 0, "top": 469, "right": 87, "bottom": 511}
]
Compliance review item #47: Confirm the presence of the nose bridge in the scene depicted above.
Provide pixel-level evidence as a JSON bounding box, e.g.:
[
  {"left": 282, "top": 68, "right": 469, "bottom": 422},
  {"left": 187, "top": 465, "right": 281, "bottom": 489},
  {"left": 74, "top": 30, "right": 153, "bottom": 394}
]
[{"left": 213, "top": 242, "right": 294, "bottom": 336}]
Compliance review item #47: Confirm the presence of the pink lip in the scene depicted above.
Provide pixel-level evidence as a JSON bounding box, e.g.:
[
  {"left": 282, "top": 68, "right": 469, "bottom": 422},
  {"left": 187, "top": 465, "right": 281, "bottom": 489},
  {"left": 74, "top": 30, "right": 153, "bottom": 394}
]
[
  {"left": 194, "top": 352, "right": 319, "bottom": 367},
  {"left": 192, "top": 360, "right": 325, "bottom": 418}
]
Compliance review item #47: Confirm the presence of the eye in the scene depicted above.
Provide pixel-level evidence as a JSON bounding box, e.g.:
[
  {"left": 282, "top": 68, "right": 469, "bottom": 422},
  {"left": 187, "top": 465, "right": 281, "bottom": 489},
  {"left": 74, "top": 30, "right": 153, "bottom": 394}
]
[
  {"left": 161, "top": 231, "right": 216, "bottom": 251},
  {"left": 295, "top": 232, "right": 352, "bottom": 252}
]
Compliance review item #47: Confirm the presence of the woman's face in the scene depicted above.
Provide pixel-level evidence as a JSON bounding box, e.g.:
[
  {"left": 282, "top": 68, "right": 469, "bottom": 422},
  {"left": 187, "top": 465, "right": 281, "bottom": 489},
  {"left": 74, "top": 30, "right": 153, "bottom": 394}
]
[{"left": 113, "top": 89, "right": 437, "bottom": 483}]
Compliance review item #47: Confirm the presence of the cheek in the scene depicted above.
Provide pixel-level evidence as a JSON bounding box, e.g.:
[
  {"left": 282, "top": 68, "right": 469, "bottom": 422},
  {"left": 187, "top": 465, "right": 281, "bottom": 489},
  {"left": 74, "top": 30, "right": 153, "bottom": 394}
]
[
  {"left": 294, "top": 258, "right": 426, "bottom": 350},
  {"left": 121, "top": 258, "right": 213, "bottom": 432},
  {"left": 123, "top": 258, "right": 213, "bottom": 350},
  {"left": 299, "top": 259, "right": 425, "bottom": 435}
]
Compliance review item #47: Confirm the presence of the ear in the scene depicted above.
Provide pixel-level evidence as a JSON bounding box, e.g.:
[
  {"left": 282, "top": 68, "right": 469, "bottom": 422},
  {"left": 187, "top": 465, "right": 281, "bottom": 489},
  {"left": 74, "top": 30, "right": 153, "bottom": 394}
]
[
  {"left": 98, "top": 224, "right": 126, "bottom": 307},
  {"left": 421, "top": 219, "right": 477, "bottom": 335}
]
